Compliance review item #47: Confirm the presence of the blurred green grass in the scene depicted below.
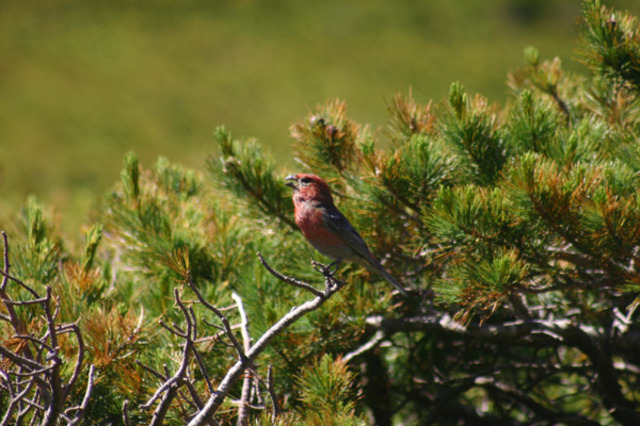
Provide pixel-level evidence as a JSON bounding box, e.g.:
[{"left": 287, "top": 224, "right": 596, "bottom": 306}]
[{"left": 1, "top": 0, "right": 637, "bottom": 233}]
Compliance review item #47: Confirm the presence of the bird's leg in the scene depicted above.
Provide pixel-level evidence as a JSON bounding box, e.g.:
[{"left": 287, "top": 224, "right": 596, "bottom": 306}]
[
  {"left": 311, "top": 259, "right": 343, "bottom": 281},
  {"left": 327, "top": 259, "right": 343, "bottom": 274},
  {"left": 310, "top": 260, "right": 343, "bottom": 293},
  {"left": 312, "top": 260, "right": 331, "bottom": 277}
]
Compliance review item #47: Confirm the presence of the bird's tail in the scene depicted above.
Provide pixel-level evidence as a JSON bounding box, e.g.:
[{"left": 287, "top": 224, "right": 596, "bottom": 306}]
[
  {"left": 378, "top": 266, "right": 409, "bottom": 296},
  {"left": 363, "top": 259, "right": 408, "bottom": 296}
]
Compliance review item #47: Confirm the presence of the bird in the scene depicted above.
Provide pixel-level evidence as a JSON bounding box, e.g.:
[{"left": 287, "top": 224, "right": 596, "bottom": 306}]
[{"left": 285, "top": 173, "right": 408, "bottom": 296}]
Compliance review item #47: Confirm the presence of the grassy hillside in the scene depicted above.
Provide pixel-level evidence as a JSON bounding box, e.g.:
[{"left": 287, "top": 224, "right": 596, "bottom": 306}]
[{"left": 1, "top": 0, "right": 637, "bottom": 232}]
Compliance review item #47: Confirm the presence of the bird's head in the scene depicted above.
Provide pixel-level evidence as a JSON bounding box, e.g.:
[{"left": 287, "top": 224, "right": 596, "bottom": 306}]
[{"left": 285, "top": 174, "right": 334, "bottom": 203}]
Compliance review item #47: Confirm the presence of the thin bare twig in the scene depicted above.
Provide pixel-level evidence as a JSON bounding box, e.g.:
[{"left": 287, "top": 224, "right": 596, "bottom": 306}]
[
  {"left": 1, "top": 231, "right": 9, "bottom": 291},
  {"left": 0, "top": 232, "right": 39, "bottom": 298},
  {"left": 267, "top": 365, "right": 280, "bottom": 423},
  {"left": 136, "top": 361, "right": 168, "bottom": 382},
  {"left": 188, "top": 307, "right": 215, "bottom": 394},
  {"left": 12, "top": 334, "right": 54, "bottom": 352},
  {"left": 62, "top": 323, "right": 85, "bottom": 397},
  {"left": 0, "top": 345, "right": 46, "bottom": 372},
  {"left": 122, "top": 400, "right": 132, "bottom": 426},
  {"left": 186, "top": 276, "right": 246, "bottom": 359},
  {"left": 141, "top": 289, "right": 193, "bottom": 414},
  {"left": 42, "top": 286, "right": 65, "bottom": 426},
  {"left": 257, "top": 252, "right": 324, "bottom": 297},
  {"left": 65, "top": 364, "right": 95, "bottom": 425}
]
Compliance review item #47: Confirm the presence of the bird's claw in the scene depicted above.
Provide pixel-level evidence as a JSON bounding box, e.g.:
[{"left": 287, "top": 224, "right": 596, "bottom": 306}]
[
  {"left": 311, "top": 260, "right": 344, "bottom": 292},
  {"left": 311, "top": 260, "right": 332, "bottom": 276}
]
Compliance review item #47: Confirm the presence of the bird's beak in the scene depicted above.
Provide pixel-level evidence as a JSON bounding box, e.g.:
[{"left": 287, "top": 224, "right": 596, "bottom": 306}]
[{"left": 285, "top": 175, "right": 298, "bottom": 189}]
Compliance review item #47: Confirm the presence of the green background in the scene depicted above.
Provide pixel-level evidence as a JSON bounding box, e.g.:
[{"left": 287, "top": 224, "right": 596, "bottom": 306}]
[{"left": 1, "top": 0, "right": 637, "bottom": 232}]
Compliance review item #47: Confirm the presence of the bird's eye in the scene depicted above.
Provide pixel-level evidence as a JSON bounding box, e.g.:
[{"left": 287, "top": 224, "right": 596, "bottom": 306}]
[{"left": 300, "top": 177, "right": 313, "bottom": 185}]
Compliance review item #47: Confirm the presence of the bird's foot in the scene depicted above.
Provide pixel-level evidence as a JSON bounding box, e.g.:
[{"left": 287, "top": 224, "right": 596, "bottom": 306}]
[
  {"left": 311, "top": 260, "right": 344, "bottom": 293},
  {"left": 311, "top": 260, "right": 334, "bottom": 277}
]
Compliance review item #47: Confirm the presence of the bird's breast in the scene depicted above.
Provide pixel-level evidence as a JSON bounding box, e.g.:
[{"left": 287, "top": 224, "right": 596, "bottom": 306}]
[{"left": 294, "top": 203, "right": 352, "bottom": 260}]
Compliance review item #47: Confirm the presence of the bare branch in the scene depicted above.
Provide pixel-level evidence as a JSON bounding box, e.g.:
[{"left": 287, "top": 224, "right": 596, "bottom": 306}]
[
  {"left": 141, "top": 290, "right": 195, "bottom": 413},
  {"left": 136, "top": 360, "right": 168, "bottom": 382},
  {"left": 0, "top": 345, "right": 46, "bottom": 371},
  {"left": 41, "top": 286, "right": 66, "bottom": 426},
  {"left": 2, "top": 297, "right": 49, "bottom": 306},
  {"left": 183, "top": 373, "right": 205, "bottom": 410},
  {"left": 7, "top": 364, "right": 56, "bottom": 378},
  {"left": 0, "top": 234, "right": 92, "bottom": 426},
  {"left": 187, "top": 254, "right": 344, "bottom": 426},
  {"left": 189, "top": 308, "right": 214, "bottom": 394},
  {"left": 0, "top": 232, "right": 39, "bottom": 299},
  {"left": 65, "top": 364, "right": 95, "bottom": 426},
  {"left": 232, "top": 292, "right": 252, "bottom": 426},
  {"left": 186, "top": 274, "right": 246, "bottom": 359},
  {"left": 363, "top": 314, "right": 640, "bottom": 353},
  {"left": 141, "top": 288, "right": 211, "bottom": 424},
  {"left": 267, "top": 365, "right": 280, "bottom": 423},
  {"left": 159, "top": 319, "right": 188, "bottom": 338},
  {"left": 343, "top": 330, "right": 386, "bottom": 363},
  {"left": 12, "top": 334, "right": 54, "bottom": 352},
  {"left": 149, "top": 381, "right": 180, "bottom": 426},
  {"left": 1, "top": 231, "right": 9, "bottom": 291},
  {"left": 63, "top": 323, "right": 85, "bottom": 397},
  {"left": 257, "top": 252, "right": 324, "bottom": 297},
  {"left": 122, "top": 400, "right": 132, "bottom": 426}
]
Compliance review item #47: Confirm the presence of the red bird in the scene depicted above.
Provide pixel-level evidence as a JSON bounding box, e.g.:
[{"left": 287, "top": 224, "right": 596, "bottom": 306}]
[{"left": 285, "top": 173, "right": 407, "bottom": 296}]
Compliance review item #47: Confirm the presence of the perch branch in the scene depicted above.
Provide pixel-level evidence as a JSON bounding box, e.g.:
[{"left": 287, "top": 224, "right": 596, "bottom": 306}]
[{"left": 187, "top": 254, "right": 344, "bottom": 425}]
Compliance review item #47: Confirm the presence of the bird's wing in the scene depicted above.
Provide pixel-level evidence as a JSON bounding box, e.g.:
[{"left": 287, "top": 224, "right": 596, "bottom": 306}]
[
  {"left": 323, "top": 208, "right": 374, "bottom": 262},
  {"left": 324, "top": 207, "right": 408, "bottom": 296}
]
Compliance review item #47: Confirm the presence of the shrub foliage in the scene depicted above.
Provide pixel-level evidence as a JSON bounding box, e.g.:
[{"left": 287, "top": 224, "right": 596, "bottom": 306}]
[{"left": 2, "top": 1, "right": 640, "bottom": 424}]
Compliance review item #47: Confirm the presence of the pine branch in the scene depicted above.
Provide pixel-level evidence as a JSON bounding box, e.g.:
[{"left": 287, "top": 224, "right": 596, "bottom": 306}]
[
  {"left": 365, "top": 313, "right": 640, "bottom": 423},
  {"left": 211, "top": 127, "right": 297, "bottom": 230}
]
